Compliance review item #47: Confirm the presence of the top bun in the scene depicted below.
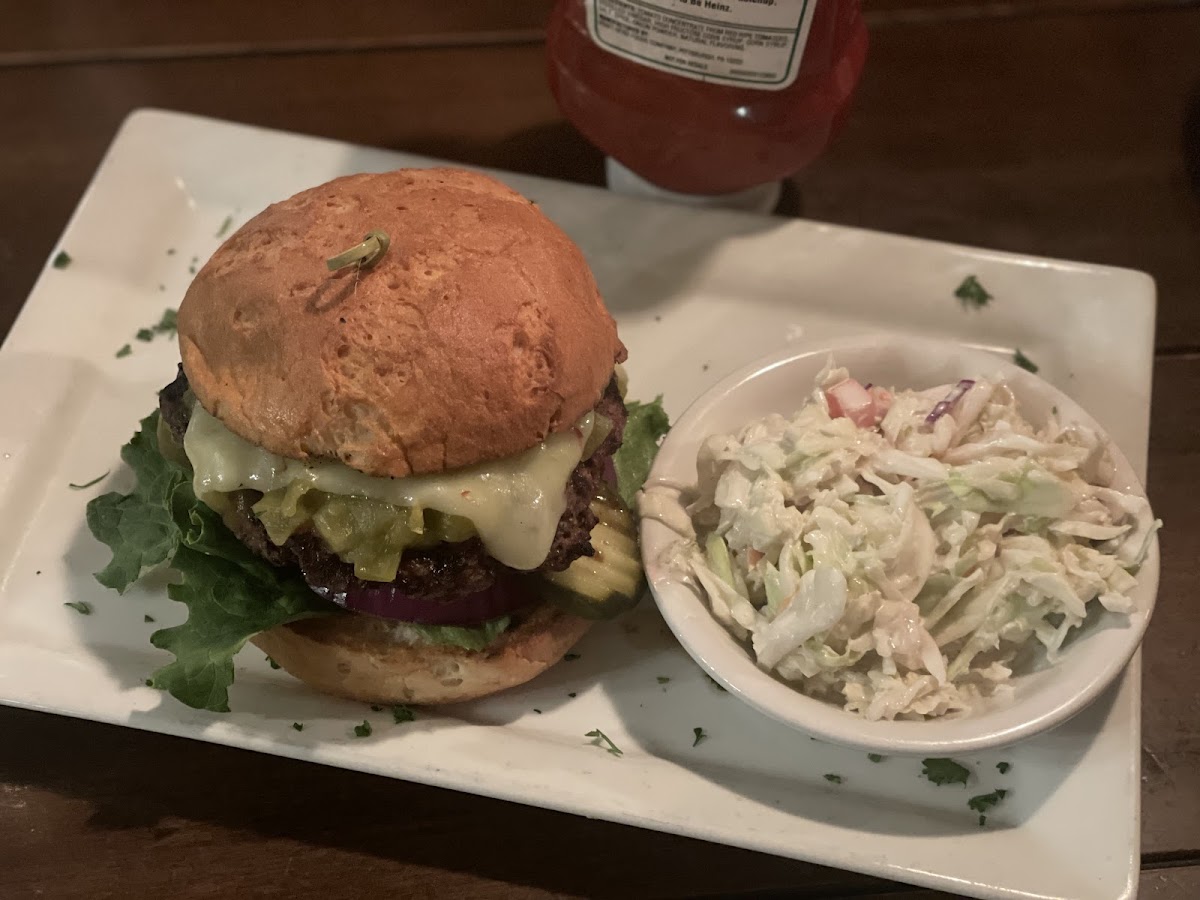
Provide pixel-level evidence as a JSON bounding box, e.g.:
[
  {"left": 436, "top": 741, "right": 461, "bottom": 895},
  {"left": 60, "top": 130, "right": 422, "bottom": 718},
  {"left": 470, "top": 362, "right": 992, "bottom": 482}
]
[{"left": 178, "top": 168, "right": 626, "bottom": 478}]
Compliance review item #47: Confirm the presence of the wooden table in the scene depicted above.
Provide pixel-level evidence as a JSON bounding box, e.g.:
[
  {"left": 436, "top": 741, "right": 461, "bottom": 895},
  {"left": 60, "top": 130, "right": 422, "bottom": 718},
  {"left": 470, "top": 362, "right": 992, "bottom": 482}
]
[{"left": 3, "top": 2, "right": 1198, "bottom": 897}]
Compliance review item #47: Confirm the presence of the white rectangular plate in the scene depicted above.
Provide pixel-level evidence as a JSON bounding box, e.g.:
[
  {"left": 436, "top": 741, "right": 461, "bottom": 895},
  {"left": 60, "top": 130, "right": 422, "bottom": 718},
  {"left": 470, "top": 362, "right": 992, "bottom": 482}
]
[{"left": 0, "top": 110, "right": 1155, "bottom": 900}]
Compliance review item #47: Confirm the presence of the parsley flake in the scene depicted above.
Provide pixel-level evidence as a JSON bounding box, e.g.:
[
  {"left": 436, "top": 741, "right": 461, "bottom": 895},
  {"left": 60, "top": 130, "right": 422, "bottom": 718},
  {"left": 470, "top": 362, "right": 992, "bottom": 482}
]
[
  {"left": 64, "top": 601, "right": 92, "bottom": 615},
  {"left": 997, "top": 762, "right": 1011, "bottom": 774},
  {"left": 144, "top": 614, "right": 155, "bottom": 623},
  {"left": 533, "top": 708, "right": 543, "bottom": 714},
  {"left": 216, "top": 215, "right": 234, "bottom": 238},
  {"left": 1012, "top": 349, "right": 1039, "bottom": 373},
  {"left": 564, "top": 652, "right": 581, "bottom": 662},
  {"left": 153, "top": 308, "right": 178, "bottom": 336},
  {"left": 692, "top": 727, "right": 707, "bottom": 747},
  {"left": 69, "top": 472, "right": 109, "bottom": 490},
  {"left": 978, "top": 814, "right": 987, "bottom": 827},
  {"left": 392, "top": 706, "right": 415, "bottom": 724},
  {"left": 265, "top": 656, "right": 281, "bottom": 670},
  {"left": 292, "top": 722, "right": 304, "bottom": 732},
  {"left": 968, "top": 788, "right": 1008, "bottom": 814},
  {"left": 868, "top": 753, "right": 884, "bottom": 763},
  {"left": 115, "top": 344, "right": 132, "bottom": 359},
  {"left": 136, "top": 328, "right": 155, "bottom": 342},
  {"left": 585, "top": 728, "right": 623, "bottom": 756},
  {"left": 824, "top": 774, "right": 843, "bottom": 784},
  {"left": 955, "top": 275, "right": 993, "bottom": 310},
  {"left": 369, "top": 704, "right": 383, "bottom": 712},
  {"left": 656, "top": 676, "right": 670, "bottom": 685},
  {"left": 921, "top": 757, "right": 971, "bottom": 786},
  {"left": 567, "top": 692, "right": 577, "bottom": 699},
  {"left": 52, "top": 250, "right": 72, "bottom": 269},
  {"left": 353, "top": 720, "right": 372, "bottom": 738}
]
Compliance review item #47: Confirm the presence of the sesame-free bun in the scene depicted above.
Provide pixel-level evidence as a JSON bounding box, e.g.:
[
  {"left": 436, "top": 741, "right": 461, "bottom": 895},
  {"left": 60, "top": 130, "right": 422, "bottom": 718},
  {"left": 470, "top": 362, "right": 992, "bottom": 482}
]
[
  {"left": 178, "top": 168, "right": 626, "bottom": 477},
  {"left": 250, "top": 602, "right": 591, "bottom": 705}
]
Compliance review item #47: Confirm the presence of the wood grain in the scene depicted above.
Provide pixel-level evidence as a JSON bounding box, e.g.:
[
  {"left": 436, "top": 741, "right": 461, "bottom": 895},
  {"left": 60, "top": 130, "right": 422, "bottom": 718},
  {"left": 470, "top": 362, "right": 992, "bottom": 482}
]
[
  {"left": 0, "top": 1, "right": 551, "bottom": 61},
  {"left": 1142, "top": 353, "right": 1200, "bottom": 856}
]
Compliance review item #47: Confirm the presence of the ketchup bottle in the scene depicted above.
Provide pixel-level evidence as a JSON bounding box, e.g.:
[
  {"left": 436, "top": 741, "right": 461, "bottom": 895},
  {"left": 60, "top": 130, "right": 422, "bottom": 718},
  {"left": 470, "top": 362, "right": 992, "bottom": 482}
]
[{"left": 546, "top": 0, "right": 867, "bottom": 212}]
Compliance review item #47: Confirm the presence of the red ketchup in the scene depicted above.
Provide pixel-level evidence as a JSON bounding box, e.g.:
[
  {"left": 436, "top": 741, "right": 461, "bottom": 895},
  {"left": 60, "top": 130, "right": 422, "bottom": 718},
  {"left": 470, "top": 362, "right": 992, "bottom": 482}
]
[{"left": 547, "top": 0, "right": 867, "bottom": 209}]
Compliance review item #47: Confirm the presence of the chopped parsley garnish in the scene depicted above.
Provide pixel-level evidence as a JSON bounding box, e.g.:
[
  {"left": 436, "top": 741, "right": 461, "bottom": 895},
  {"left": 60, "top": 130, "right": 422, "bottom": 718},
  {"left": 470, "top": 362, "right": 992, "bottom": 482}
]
[
  {"left": 1012, "top": 349, "right": 1039, "bottom": 373},
  {"left": 867, "top": 753, "right": 884, "bottom": 763},
  {"left": 216, "top": 215, "right": 234, "bottom": 238},
  {"left": 921, "top": 757, "right": 971, "bottom": 786},
  {"left": 563, "top": 652, "right": 581, "bottom": 662},
  {"left": 955, "top": 275, "right": 993, "bottom": 310},
  {"left": 656, "top": 676, "right": 670, "bottom": 685},
  {"left": 369, "top": 704, "right": 383, "bottom": 712},
  {"left": 692, "top": 727, "right": 707, "bottom": 747},
  {"left": 533, "top": 708, "right": 543, "bottom": 714},
  {"left": 968, "top": 788, "right": 1008, "bottom": 814},
  {"left": 69, "top": 472, "right": 109, "bottom": 490},
  {"left": 136, "top": 328, "right": 155, "bottom": 342},
  {"left": 166, "top": 248, "right": 176, "bottom": 256},
  {"left": 115, "top": 344, "right": 132, "bottom": 359},
  {"left": 144, "top": 614, "right": 155, "bottom": 623},
  {"left": 52, "top": 250, "right": 72, "bottom": 269},
  {"left": 265, "top": 656, "right": 280, "bottom": 670},
  {"left": 153, "top": 308, "right": 178, "bottom": 337},
  {"left": 392, "top": 706, "right": 415, "bottom": 724},
  {"left": 997, "top": 762, "right": 1011, "bottom": 774},
  {"left": 823, "top": 774, "right": 843, "bottom": 784},
  {"left": 567, "top": 692, "right": 577, "bottom": 699},
  {"left": 353, "top": 720, "right": 372, "bottom": 738},
  {"left": 585, "top": 728, "right": 623, "bottom": 756},
  {"left": 64, "top": 601, "right": 92, "bottom": 615},
  {"left": 978, "top": 814, "right": 987, "bottom": 827},
  {"left": 292, "top": 722, "right": 304, "bottom": 732}
]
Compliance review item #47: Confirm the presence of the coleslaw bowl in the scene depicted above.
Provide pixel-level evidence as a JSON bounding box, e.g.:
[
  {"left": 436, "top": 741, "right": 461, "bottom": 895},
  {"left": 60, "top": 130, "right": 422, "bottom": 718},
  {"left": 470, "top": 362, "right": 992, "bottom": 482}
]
[{"left": 639, "top": 335, "right": 1159, "bottom": 754}]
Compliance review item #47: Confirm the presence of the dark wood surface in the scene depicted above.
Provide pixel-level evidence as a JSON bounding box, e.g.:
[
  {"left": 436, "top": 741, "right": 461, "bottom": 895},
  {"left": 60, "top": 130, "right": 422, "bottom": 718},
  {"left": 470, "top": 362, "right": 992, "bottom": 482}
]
[{"left": 2, "top": 1, "right": 1199, "bottom": 897}]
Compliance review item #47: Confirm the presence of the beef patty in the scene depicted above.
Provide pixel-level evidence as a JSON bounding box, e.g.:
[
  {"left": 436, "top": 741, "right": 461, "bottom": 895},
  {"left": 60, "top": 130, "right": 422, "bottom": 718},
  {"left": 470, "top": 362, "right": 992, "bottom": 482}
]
[{"left": 159, "top": 367, "right": 627, "bottom": 605}]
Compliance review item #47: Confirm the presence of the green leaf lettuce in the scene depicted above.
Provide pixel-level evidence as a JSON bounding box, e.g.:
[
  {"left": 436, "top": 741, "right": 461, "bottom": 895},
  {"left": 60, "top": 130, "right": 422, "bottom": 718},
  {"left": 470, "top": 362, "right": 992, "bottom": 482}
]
[
  {"left": 87, "top": 413, "right": 330, "bottom": 712},
  {"left": 613, "top": 396, "right": 670, "bottom": 507}
]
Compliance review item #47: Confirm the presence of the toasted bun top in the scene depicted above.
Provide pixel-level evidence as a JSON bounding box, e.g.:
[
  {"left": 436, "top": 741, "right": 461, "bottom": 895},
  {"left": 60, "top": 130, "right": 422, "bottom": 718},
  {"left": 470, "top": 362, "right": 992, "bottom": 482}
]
[{"left": 178, "top": 168, "right": 626, "bottom": 478}]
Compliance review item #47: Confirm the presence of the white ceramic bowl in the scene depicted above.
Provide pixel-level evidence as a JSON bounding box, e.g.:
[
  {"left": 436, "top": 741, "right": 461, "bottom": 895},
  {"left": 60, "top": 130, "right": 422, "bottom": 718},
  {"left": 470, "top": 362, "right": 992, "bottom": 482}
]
[{"left": 640, "top": 335, "right": 1159, "bottom": 755}]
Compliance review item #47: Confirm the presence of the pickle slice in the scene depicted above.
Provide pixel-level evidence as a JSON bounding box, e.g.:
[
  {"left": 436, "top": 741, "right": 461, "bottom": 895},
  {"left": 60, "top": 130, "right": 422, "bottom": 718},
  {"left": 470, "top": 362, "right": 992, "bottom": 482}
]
[{"left": 539, "top": 497, "right": 644, "bottom": 620}]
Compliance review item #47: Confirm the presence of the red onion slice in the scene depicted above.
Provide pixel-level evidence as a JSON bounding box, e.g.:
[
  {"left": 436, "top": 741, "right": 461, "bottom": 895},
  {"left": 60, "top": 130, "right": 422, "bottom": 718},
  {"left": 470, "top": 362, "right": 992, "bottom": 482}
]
[{"left": 923, "top": 379, "right": 976, "bottom": 429}]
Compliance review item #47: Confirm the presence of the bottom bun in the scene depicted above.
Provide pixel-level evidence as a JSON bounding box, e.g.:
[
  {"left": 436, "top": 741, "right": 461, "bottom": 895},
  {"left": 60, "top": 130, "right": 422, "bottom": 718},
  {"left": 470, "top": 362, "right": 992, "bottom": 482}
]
[{"left": 250, "top": 602, "right": 592, "bottom": 705}]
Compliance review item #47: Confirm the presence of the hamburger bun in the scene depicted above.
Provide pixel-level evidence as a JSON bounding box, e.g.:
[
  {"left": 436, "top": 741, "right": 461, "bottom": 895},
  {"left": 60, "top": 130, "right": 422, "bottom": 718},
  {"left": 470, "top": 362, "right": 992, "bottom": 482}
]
[
  {"left": 178, "top": 167, "right": 626, "bottom": 479},
  {"left": 250, "top": 603, "right": 592, "bottom": 705}
]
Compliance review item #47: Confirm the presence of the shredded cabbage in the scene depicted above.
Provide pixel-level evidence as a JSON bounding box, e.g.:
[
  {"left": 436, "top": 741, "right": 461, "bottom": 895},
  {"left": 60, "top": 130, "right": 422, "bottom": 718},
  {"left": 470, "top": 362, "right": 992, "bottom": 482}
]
[{"left": 667, "top": 363, "right": 1160, "bottom": 721}]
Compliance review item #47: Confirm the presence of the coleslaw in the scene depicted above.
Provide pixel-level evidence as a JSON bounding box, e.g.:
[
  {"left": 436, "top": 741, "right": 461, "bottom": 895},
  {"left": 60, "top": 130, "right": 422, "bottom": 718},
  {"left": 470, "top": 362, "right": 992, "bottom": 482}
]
[{"left": 644, "top": 362, "right": 1160, "bottom": 720}]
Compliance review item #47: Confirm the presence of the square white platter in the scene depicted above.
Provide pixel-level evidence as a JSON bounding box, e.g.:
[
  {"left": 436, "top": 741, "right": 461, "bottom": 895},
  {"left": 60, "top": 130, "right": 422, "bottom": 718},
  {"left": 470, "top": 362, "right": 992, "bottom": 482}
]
[{"left": 0, "top": 109, "right": 1156, "bottom": 900}]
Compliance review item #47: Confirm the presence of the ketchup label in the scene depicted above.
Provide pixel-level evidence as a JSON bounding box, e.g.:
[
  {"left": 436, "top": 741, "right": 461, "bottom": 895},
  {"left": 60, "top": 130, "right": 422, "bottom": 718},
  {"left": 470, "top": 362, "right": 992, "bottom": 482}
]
[{"left": 585, "top": 0, "right": 817, "bottom": 90}]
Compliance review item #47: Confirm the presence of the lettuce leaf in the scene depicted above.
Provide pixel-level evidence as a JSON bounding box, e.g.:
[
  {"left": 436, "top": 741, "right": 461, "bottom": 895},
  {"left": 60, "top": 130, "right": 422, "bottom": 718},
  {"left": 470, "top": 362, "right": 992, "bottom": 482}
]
[
  {"left": 87, "top": 413, "right": 330, "bottom": 712},
  {"left": 613, "top": 396, "right": 670, "bottom": 507},
  {"left": 397, "top": 616, "right": 512, "bottom": 652}
]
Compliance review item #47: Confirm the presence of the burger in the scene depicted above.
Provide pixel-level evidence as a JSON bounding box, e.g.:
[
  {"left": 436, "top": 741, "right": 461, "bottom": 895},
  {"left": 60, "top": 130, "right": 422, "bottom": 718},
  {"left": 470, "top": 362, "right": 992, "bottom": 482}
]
[{"left": 87, "top": 168, "right": 667, "bottom": 712}]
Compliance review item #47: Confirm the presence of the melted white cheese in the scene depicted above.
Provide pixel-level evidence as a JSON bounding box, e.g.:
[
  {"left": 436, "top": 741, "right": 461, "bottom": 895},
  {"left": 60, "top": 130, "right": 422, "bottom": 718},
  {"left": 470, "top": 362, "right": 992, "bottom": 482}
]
[{"left": 184, "top": 405, "right": 593, "bottom": 571}]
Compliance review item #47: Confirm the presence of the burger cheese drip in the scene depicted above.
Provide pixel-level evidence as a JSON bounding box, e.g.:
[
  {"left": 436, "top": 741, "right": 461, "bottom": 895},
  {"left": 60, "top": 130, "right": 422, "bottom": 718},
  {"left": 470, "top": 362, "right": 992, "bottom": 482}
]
[{"left": 184, "top": 403, "right": 594, "bottom": 574}]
